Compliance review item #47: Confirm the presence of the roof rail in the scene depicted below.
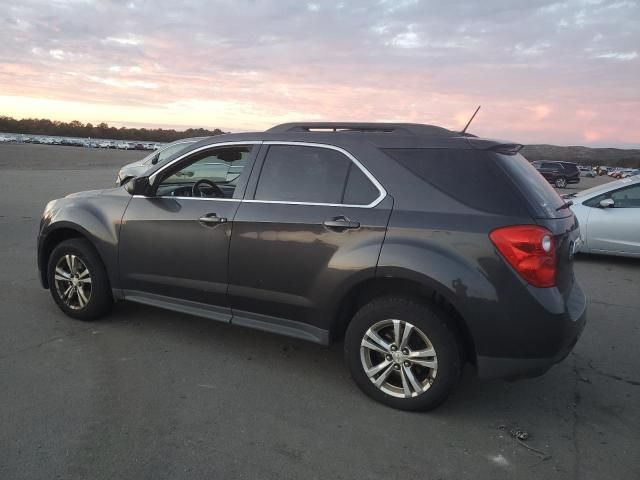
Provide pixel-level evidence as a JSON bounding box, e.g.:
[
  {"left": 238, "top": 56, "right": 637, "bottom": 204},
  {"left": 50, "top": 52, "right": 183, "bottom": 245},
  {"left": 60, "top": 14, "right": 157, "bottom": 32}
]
[{"left": 266, "top": 122, "right": 460, "bottom": 137}]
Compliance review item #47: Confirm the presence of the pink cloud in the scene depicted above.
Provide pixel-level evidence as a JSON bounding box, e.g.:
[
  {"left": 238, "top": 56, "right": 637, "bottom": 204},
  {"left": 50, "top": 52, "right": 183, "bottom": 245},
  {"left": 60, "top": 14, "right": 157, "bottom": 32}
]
[
  {"left": 583, "top": 130, "right": 602, "bottom": 142},
  {"left": 1, "top": 0, "right": 639, "bottom": 146}
]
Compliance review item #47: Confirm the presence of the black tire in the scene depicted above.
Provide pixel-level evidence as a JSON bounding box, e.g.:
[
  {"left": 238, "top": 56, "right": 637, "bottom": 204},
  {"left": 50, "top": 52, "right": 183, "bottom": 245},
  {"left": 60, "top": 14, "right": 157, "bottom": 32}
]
[
  {"left": 555, "top": 176, "right": 567, "bottom": 188},
  {"left": 345, "top": 296, "right": 462, "bottom": 411},
  {"left": 47, "top": 238, "right": 113, "bottom": 320}
]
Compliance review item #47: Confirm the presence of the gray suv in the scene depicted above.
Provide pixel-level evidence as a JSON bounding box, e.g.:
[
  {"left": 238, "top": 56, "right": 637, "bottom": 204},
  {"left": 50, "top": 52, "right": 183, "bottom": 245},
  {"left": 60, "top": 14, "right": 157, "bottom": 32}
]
[{"left": 37, "top": 122, "right": 586, "bottom": 410}]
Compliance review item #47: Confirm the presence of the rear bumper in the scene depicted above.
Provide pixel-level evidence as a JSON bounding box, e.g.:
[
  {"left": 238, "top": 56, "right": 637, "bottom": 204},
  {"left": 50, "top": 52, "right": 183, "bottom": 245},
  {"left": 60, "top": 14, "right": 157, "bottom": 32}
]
[
  {"left": 476, "top": 282, "right": 587, "bottom": 380},
  {"left": 567, "top": 177, "right": 581, "bottom": 184}
]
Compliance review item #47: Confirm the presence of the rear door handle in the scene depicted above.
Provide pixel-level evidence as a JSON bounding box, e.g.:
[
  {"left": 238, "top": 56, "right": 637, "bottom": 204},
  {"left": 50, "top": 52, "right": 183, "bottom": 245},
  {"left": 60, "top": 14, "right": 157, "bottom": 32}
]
[
  {"left": 198, "top": 213, "right": 227, "bottom": 226},
  {"left": 323, "top": 216, "right": 360, "bottom": 230}
]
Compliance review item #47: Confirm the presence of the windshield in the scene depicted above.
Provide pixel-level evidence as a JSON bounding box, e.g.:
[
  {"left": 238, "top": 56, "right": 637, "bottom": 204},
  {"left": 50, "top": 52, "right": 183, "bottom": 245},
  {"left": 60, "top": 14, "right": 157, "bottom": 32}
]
[
  {"left": 494, "top": 153, "right": 568, "bottom": 218},
  {"left": 142, "top": 140, "right": 198, "bottom": 165}
]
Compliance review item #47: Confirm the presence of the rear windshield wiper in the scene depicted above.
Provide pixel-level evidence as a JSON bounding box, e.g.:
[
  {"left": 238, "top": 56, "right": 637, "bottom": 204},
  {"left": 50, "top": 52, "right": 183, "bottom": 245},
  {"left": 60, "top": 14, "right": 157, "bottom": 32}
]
[{"left": 556, "top": 200, "right": 573, "bottom": 211}]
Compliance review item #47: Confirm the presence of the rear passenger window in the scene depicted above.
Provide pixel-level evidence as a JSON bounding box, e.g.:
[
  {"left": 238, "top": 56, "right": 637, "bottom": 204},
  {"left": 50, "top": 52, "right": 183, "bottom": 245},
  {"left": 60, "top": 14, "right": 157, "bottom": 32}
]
[
  {"left": 254, "top": 145, "right": 378, "bottom": 205},
  {"left": 343, "top": 163, "right": 379, "bottom": 205},
  {"left": 384, "top": 148, "right": 529, "bottom": 216}
]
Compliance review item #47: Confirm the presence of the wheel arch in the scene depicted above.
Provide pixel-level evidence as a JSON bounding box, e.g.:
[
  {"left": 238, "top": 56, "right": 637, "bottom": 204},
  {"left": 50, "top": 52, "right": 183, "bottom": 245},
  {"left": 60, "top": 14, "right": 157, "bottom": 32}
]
[
  {"left": 39, "top": 223, "right": 103, "bottom": 289},
  {"left": 331, "top": 275, "right": 476, "bottom": 365}
]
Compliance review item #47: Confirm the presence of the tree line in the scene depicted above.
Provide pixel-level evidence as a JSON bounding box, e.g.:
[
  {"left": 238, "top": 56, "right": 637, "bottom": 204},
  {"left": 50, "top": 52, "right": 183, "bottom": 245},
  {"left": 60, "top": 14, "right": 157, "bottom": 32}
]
[{"left": 0, "top": 116, "right": 226, "bottom": 142}]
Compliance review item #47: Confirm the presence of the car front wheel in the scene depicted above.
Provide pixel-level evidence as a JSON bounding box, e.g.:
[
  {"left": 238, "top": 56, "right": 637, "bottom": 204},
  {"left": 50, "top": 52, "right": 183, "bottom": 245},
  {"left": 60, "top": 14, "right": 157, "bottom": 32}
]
[
  {"left": 47, "top": 239, "right": 113, "bottom": 320},
  {"left": 345, "top": 296, "right": 462, "bottom": 411}
]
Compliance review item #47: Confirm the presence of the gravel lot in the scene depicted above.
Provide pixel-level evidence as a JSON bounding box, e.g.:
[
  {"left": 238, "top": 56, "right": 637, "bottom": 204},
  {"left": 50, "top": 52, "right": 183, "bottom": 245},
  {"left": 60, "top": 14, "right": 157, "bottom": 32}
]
[{"left": 1, "top": 143, "right": 638, "bottom": 479}]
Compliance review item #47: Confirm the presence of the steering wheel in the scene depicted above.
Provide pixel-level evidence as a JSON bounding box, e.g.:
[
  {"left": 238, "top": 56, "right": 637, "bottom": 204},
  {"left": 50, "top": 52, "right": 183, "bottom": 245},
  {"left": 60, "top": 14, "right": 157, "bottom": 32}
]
[{"left": 192, "top": 179, "right": 225, "bottom": 198}]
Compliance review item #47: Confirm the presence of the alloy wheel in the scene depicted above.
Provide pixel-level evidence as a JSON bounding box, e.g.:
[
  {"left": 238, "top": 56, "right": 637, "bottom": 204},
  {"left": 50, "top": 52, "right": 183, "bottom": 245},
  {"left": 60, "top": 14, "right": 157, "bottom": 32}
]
[
  {"left": 360, "top": 319, "right": 438, "bottom": 398},
  {"left": 54, "top": 254, "right": 92, "bottom": 310}
]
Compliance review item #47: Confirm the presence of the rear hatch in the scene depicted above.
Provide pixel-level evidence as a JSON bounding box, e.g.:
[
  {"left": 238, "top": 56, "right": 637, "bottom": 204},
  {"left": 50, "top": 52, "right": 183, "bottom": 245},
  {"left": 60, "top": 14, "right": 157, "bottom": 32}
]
[
  {"left": 494, "top": 152, "right": 580, "bottom": 297},
  {"left": 562, "top": 162, "right": 580, "bottom": 180}
]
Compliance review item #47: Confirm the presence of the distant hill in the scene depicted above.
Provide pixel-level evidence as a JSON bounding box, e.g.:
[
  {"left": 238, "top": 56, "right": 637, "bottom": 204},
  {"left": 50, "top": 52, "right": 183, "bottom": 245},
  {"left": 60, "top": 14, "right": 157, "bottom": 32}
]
[{"left": 521, "top": 144, "right": 640, "bottom": 168}]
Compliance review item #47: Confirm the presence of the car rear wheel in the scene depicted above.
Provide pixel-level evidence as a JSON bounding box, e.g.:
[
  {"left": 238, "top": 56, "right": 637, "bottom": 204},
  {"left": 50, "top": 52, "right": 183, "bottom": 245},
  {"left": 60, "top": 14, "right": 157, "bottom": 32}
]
[
  {"left": 47, "top": 239, "right": 113, "bottom": 320},
  {"left": 555, "top": 176, "right": 567, "bottom": 188},
  {"left": 345, "top": 296, "right": 462, "bottom": 411}
]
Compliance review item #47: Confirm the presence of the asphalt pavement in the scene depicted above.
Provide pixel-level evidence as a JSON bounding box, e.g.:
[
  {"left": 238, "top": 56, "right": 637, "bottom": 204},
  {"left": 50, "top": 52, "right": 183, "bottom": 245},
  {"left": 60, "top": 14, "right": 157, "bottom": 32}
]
[{"left": 0, "top": 144, "right": 638, "bottom": 479}]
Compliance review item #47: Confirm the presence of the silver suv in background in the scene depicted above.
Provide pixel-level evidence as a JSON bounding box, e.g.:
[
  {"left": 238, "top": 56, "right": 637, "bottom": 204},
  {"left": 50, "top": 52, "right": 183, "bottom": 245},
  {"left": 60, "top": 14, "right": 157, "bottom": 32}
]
[{"left": 116, "top": 137, "right": 206, "bottom": 185}]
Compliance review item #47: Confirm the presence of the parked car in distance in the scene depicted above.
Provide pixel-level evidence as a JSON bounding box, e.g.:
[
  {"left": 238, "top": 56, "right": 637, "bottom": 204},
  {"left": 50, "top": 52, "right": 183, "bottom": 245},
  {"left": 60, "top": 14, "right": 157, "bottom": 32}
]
[
  {"left": 532, "top": 160, "right": 581, "bottom": 188},
  {"left": 38, "top": 122, "right": 586, "bottom": 411},
  {"left": 578, "top": 165, "right": 596, "bottom": 177},
  {"left": 567, "top": 175, "right": 640, "bottom": 257},
  {"left": 116, "top": 137, "right": 205, "bottom": 185},
  {"left": 609, "top": 168, "right": 639, "bottom": 179}
]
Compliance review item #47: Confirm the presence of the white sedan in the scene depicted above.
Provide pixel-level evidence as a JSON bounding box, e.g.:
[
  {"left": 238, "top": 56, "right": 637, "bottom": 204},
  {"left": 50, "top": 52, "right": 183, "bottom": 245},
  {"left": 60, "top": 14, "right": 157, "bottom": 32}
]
[{"left": 568, "top": 175, "right": 640, "bottom": 257}]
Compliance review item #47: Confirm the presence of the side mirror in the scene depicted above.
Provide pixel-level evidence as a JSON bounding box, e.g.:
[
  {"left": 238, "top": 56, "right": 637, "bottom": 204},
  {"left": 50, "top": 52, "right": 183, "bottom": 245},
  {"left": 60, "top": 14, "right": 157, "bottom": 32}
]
[
  {"left": 151, "top": 153, "right": 160, "bottom": 165},
  {"left": 599, "top": 198, "right": 614, "bottom": 209},
  {"left": 125, "top": 176, "right": 151, "bottom": 196}
]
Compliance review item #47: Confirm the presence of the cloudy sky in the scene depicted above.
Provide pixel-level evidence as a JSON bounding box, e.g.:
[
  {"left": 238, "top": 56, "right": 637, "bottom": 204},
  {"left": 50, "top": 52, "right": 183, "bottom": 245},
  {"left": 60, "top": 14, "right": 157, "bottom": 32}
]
[{"left": 1, "top": 0, "right": 639, "bottom": 146}]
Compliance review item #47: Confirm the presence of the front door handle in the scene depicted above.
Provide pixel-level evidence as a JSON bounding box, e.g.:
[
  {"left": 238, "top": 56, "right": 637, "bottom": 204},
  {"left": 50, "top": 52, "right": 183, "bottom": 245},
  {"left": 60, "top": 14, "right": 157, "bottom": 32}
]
[
  {"left": 198, "top": 213, "right": 227, "bottom": 226},
  {"left": 323, "top": 216, "right": 360, "bottom": 230}
]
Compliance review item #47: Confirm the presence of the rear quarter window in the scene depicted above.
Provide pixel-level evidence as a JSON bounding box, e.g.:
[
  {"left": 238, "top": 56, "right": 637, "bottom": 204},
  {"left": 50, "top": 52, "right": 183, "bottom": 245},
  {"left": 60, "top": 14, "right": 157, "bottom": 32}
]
[
  {"left": 495, "top": 153, "right": 568, "bottom": 218},
  {"left": 383, "top": 148, "right": 530, "bottom": 216}
]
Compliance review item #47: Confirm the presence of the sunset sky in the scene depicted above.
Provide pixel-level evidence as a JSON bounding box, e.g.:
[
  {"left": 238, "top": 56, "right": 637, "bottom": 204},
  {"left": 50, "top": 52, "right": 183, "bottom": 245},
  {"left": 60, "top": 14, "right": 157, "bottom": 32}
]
[{"left": 1, "top": 0, "right": 639, "bottom": 146}]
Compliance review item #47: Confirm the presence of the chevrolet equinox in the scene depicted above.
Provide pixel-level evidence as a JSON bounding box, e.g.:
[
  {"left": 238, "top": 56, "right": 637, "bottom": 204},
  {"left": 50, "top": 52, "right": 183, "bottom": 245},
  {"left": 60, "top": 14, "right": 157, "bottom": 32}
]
[{"left": 37, "top": 122, "right": 587, "bottom": 410}]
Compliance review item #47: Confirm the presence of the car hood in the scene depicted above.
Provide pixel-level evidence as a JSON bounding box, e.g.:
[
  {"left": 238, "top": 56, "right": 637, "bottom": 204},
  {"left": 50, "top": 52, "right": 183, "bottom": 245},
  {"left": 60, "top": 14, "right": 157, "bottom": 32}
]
[
  {"left": 65, "top": 189, "right": 106, "bottom": 198},
  {"left": 125, "top": 158, "right": 149, "bottom": 169}
]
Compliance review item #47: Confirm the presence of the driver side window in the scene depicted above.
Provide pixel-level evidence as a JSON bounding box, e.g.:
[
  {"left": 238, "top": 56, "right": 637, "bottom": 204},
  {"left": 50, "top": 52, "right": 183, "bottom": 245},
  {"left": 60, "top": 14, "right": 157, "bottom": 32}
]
[{"left": 156, "top": 145, "right": 253, "bottom": 199}]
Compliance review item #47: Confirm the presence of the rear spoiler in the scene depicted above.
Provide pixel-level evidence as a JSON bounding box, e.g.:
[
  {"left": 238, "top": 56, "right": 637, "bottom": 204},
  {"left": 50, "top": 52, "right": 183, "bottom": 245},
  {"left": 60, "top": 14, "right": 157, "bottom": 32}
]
[{"left": 466, "top": 137, "right": 524, "bottom": 155}]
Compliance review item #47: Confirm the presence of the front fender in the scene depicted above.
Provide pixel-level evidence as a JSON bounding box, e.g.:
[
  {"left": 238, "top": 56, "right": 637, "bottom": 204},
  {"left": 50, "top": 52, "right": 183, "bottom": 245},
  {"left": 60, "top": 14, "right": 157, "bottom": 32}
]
[{"left": 38, "top": 188, "right": 131, "bottom": 292}]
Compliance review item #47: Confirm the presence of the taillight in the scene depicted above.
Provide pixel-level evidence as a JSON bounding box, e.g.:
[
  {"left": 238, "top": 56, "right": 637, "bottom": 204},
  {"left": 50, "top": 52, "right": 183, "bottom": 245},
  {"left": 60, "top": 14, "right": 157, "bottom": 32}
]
[{"left": 489, "top": 225, "right": 556, "bottom": 288}]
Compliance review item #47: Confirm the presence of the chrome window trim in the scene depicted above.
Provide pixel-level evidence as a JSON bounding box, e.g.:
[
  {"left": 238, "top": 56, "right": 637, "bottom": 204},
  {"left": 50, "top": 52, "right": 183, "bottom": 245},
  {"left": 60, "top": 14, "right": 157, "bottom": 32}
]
[
  {"left": 247, "top": 141, "right": 387, "bottom": 209},
  {"left": 142, "top": 140, "right": 387, "bottom": 208},
  {"left": 242, "top": 199, "right": 381, "bottom": 207}
]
